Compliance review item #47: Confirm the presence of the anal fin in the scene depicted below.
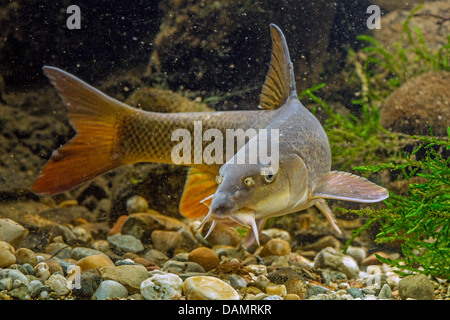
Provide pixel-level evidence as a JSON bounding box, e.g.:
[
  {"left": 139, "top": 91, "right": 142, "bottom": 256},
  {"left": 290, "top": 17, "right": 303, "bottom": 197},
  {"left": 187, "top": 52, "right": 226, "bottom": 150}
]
[{"left": 179, "top": 168, "right": 218, "bottom": 218}]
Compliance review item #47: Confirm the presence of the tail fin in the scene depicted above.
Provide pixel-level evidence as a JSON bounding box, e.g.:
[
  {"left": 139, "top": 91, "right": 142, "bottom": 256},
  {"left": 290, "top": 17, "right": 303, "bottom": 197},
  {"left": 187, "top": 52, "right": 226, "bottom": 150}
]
[{"left": 32, "top": 66, "right": 132, "bottom": 195}]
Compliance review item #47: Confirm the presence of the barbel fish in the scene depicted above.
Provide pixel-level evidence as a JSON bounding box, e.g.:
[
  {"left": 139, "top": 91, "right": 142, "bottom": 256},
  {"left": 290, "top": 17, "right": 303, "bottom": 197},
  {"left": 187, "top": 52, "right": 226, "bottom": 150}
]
[{"left": 32, "top": 24, "right": 388, "bottom": 246}]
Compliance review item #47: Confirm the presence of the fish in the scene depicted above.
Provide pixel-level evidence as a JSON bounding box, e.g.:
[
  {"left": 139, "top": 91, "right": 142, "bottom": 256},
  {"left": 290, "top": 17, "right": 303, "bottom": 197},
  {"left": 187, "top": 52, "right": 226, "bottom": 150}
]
[{"left": 32, "top": 24, "right": 388, "bottom": 246}]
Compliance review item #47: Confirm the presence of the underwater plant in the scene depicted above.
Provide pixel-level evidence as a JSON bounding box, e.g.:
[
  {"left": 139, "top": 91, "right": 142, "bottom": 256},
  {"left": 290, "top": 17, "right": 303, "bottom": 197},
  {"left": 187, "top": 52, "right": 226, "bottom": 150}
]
[{"left": 343, "top": 131, "right": 450, "bottom": 278}]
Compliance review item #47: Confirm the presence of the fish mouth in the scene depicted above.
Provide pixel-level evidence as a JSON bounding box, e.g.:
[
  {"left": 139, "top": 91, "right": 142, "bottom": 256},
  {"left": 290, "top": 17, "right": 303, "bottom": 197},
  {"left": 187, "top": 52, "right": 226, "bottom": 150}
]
[{"left": 196, "top": 207, "right": 261, "bottom": 246}]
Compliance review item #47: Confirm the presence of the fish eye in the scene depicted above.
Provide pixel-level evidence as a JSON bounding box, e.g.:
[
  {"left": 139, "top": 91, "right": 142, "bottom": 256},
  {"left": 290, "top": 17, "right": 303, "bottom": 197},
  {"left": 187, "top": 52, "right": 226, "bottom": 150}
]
[
  {"left": 243, "top": 177, "right": 255, "bottom": 187},
  {"left": 215, "top": 175, "right": 223, "bottom": 185},
  {"left": 264, "top": 169, "right": 275, "bottom": 183}
]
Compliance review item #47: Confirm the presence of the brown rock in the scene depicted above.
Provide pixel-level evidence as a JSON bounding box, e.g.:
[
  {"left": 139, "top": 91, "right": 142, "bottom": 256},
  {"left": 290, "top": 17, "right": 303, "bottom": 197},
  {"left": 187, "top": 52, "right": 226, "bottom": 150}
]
[
  {"left": 121, "top": 212, "right": 185, "bottom": 240},
  {"left": 201, "top": 222, "right": 242, "bottom": 247},
  {"left": 100, "top": 265, "right": 149, "bottom": 294},
  {"left": 43, "top": 259, "right": 64, "bottom": 274},
  {"left": 361, "top": 251, "right": 391, "bottom": 266},
  {"left": 380, "top": 71, "right": 450, "bottom": 136},
  {"left": 151, "top": 230, "right": 183, "bottom": 252},
  {"left": 213, "top": 260, "right": 248, "bottom": 275},
  {"left": 284, "top": 278, "right": 307, "bottom": 300},
  {"left": 0, "top": 241, "right": 16, "bottom": 267},
  {"left": 0, "top": 218, "right": 28, "bottom": 248},
  {"left": 108, "top": 215, "right": 129, "bottom": 236},
  {"left": 260, "top": 238, "right": 291, "bottom": 257},
  {"left": 14, "top": 247, "right": 37, "bottom": 267},
  {"left": 76, "top": 254, "right": 115, "bottom": 272},
  {"left": 188, "top": 247, "right": 220, "bottom": 272},
  {"left": 133, "top": 257, "right": 159, "bottom": 271}
]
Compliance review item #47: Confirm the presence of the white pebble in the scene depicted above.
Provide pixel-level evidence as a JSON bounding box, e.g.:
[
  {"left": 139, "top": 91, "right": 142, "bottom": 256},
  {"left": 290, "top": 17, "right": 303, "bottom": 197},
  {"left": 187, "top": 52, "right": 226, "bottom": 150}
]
[
  {"left": 183, "top": 276, "right": 239, "bottom": 300},
  {"left": 34, "top": 262, "right": 51, "bottom": 280},
  {"left": 48, "top": 274, "right": 70, "bottom": 296},
  {"left": 141, "top": 273, "right": 183, "bottom": 300}
]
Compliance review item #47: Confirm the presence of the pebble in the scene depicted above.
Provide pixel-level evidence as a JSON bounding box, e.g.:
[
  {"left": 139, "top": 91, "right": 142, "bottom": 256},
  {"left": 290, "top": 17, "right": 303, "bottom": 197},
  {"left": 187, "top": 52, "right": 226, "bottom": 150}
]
[
  {"left": 347, "top": 287, "right": 364, "bottom": 298},
  {"left": 143, "top": 249, "right": 169, "bottom": 266},
  {"left": 44, "top": 260, "right": 64, "bottom": 274},
  {"left": 47, "top": 273, "right": 70, "bottom": 296},
  {"left": 107, "top": 234, "right": 144, "bottom": 253},
  {"left": 72, "top": 269, "right": 102, "bottom": 299},
  {"left": 140, "top": 273, "right": 183, "bottom": 300},
  {"left": 0, "top": 218, "right": 28, "bottom": 248},
  {"left": 76, "top": 253, "right": 115, "bottom": 272},
  {"left": 284, "top": 278, "right": 307, "bottom": 299},
  {"left": 151, "top": 230, "right": 183, "bottom": 252},
  {"left": 0, "top": 241, "right": 16, "bottom": 267},
  {"left": 265, "top": 283, "right": 287, "bottom": 297},
  {"left": 314, "top": 247, "right": 360, "bottom": 280},
  {"left": 34, "top": 262, "right": 51, "bottom": 280},
  {"left": 345, "top": 246, "right": 367, "bottom": 264},
  {"left": 229, "top": 274, "right": 247, "bottom": 290},
  {"left": 260, "top": 238, "right": 291, "bottom": 257},
  {"left": 100, "top": 264, "right": 149, "bottom": 294},
  {"left": 201, "top": 221, "right": 242, "bottom": 247},
  {"left": 245, "top": 264, "right": 267, "bottom": 276},
  {"left": 188, "top": 247, "right": 220, "bottom": 271},
  {"left": 71, "top": 247, "right": 105, "bottom": 260},
  {"left": 14, "top": 248, "right": 37, "bottom": 267},
  {"left": 261, "top": 228, "right": 291, "bottom": 242},
  {"left": 284, "top": 293, "right": 300, "bottom": 300},
  {"left": 0, "top": 268, "right": 28, "bottom": 284},
  {"left": 362, "top": 252, "right": 392, "bottom": 266},
  {"left": 267, "top": 268, "right": 299, "bottom": 284},
  {"left": 183, "top": 276, "right": 239, "bottom": 300},
  {"left": 94, "top": 280, "right": 128, "bottom": 300},
  {"left": 121, "top": 212, "right": 185, "bottom": 240},
  {"left": 378, "top": 283, "right": 393, "bottom": 299},
  {"left": 398, "top": 274, "right": 434, "bottom": 300},
  {"left": 126, "top": 195, "right": 149, "bottom": 213}
]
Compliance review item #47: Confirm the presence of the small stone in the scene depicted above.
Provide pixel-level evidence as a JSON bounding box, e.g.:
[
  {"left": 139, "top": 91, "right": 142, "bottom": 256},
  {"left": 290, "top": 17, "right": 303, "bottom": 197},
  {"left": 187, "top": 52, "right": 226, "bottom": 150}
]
[
  {"left": 121, "top": 212, "right": 185, "bottom": 240},
  {"left": 94, "top": 280, "right": 128, "bottom": 300},
  {"left": 378, "top": 283, "right": 393, "bottom": 299},
  {"left": 284, "top": 293, "right": 300, "bottom": 300},
  {"left": 34, "top": 262, "right": 51, "bottom": 280},
  {"left": 300, "top": 235, "right": 341, "bottom": 251},
  {"left": 183, "top": 276, "right": 239, "bottom": 300},
  {"left": 1, "top": 268, "right": 28, "bottom": 285},
  {"left": 14, "top": 248, "right": 37, "bottom": 267},
  {"left": 0, "top": 219, "right": 28, "bottom": 248},
  {"left": 151, "top": 230, "right": 183, "bottom": 252},
  {"left": 398, "top": 274, "right": 434, "bottom": 300},
  {"left": 245, "top": 264, "right": 267, "bottom": 276},
  {"left": 229, "top": 274, "right": 247, "bottom": 290},
  {"left": 188, "top": 247, "right": 220, "bottom": 272},
  {"left": 108, "top": 215, "right": 129, "bottom": 236},
  {"left": 100, "top": 264, "right": 149, "bottom": 294},
  {"left": 265, "top": 283, "right": 287, "bottom": 297},
  {"left": 76, "top": 254, "right": 115, "bottom": 272},
  {"left": 307, "top": 285, "right": 334, "bottom": 298},
  {"left": 28, "top": 280, "right": 44, "bottom": 297},
  {"left": 361, "top": 251, "right": 391, "bottom": 266},
  {"left": 133, "top": 257, "right": 158, "bottom": 271},
  {"left": 91, "top": 240, "right": 110, "bottom": 253},
  {"left": 144, "top": 249, "right": 169, "bottom": 267},
  {"left": 0, "top": 241, "right": 16, "bottom": 267},
  {"left": 314, "top": 247, "right": 360, "bottom": 280},
  {"left": 71, "top": 247, "right": 105, "bottom": 260},
  {"left": 141, "top": 273, "right": 183, "bottom": 300},
  {"left": 126, "top": 195, "right": 149, "bottom": 213},
  {"left": 267, "top": 268, "right": 300, "bottom": 284},
  {"left": 260, "top": 238, "right": 291, "bottom": 257},
  {"left": 72, "top": 269, "right": 102, "bottom": 299},
  {"left": 362, "top": 287, "right": 376, "bottom": 295},
  {"left": 263, "top": 295, "right": 283, "bottom": 300},
  {"left": 201, "top": 221, "right": 242, "bottom": 247},
  {"left": 107, "top": 234, "right": 144, "bottom": 253},
  {"left": 261, "top": 228, "right": 291, "bottom": 242},
  {"left": 284, "top": 278, "right": 307, "bottom": 299},
  {"left": 43, "top": 260, "right": 64, "bottom": 274},
  {"left": 345, "top": 246, "right": 368, "bottom": 264},
  {"left": 347, "top": 287, "right": 364, "bottom": 298},
  {"left": 47, "top": 273, "right": 70, "bottom": 296},
  {"left": 0, "top": 278, "right": 12, "bottom": 291}
]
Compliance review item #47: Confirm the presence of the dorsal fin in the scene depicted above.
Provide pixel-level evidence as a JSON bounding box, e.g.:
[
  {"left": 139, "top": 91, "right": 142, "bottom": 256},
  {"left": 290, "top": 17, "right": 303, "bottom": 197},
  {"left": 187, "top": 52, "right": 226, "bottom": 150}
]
[{"left": 259, "top": 24, "right": 296, "bottom": 110}]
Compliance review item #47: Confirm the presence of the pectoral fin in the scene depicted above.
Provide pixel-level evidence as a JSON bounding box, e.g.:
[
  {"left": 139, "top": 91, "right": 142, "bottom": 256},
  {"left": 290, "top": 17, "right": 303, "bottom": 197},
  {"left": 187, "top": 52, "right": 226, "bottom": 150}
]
[
  {"left": 179, "top": 168, "right": 218, "bottom": 218},
  {"left": 312, "top": 171, "right": 389, "bottom": 203}
]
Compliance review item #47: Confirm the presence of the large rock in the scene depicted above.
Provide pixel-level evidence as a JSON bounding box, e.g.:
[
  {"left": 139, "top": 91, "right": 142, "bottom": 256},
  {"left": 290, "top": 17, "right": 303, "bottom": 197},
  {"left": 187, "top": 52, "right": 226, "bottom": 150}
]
[
  {"left": 0, "top": 218, "right": 28, "bottom": 248},
  {"left": 398, "top": 274, "right": 435, "bottom": 300},
  {"left": 100, "top": 265, "right": 149, "bottom": 294},
  {"left": 313, "top": 247, "right": 360, "bottom": 280},
  {"left": 380, "top": 71, "right": 450, "bottom": 136}
]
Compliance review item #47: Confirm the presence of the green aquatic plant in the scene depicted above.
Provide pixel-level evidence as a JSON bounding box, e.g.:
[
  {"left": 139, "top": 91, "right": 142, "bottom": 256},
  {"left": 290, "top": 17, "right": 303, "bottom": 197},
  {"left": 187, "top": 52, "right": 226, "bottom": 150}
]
[
  {"left": 343, "top": 131, "right": 450, "bottom": 278},
  {"left": 299, "top": 85, "right": 406, "bottom": 171}
]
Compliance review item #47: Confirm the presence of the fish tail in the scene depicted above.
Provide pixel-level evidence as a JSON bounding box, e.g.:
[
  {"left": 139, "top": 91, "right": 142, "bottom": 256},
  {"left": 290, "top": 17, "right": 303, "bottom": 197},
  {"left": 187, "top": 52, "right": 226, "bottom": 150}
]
[{"left": 31, "top": 66, "right": 133, "bottom": 195}]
